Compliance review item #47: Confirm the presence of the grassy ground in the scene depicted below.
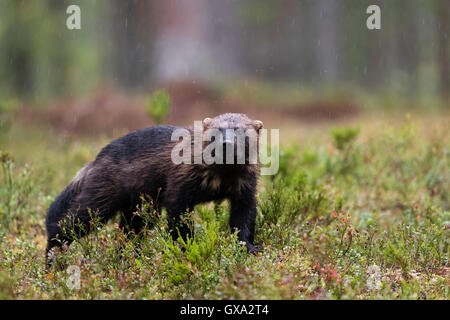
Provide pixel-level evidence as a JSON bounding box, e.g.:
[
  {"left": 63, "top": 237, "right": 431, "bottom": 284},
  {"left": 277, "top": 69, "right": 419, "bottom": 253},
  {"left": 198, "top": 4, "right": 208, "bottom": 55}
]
[{"left": 0, "top": 109, "right": 448, "bottom": 299}]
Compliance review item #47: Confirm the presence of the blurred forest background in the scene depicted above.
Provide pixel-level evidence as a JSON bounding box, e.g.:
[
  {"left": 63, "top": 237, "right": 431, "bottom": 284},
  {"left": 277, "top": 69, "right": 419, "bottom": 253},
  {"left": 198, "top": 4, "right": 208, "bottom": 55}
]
[
  {"left": 0, "top": 0, "right": 448, "bottom": 134},
  {"left": 0, "top": 1, "right": 449, "bottom": 300}
]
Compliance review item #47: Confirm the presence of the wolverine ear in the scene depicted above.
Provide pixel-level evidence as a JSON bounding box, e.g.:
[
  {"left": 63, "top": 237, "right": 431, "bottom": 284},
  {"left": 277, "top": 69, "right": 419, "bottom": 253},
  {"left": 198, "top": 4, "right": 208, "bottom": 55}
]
[
  {"left": 253, "top": 120, "right": 264, "bottom": 131},
  {"left": 203, "top": 117, "right": 212, "bottom": 127}
]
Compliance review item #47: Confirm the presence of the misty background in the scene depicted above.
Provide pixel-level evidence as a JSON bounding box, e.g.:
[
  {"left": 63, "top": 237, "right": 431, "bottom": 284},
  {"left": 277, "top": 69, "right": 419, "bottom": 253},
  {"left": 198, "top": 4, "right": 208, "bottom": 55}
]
[{"left": 0, "top": 0, "right": 448, "bottom": 135}]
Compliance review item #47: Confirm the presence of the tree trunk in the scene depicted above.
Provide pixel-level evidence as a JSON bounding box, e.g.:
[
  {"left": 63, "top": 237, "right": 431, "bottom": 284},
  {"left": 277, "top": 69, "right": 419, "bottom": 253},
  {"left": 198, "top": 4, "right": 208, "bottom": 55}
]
[
  {"left": 111, "top": 0, "right": 154, "bottom": 89},
  {"left": 434, "top": 0, "right": 449, "bottom": 103},
  {"left": 315, "top": 0, "right": 339, "bottom": 83}
]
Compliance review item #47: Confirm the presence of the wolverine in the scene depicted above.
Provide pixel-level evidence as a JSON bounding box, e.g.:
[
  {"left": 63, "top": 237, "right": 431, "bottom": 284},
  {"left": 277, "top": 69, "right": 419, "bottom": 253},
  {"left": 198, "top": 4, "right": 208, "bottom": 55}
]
[{"left": 46, "top": 113, "right": 264, "bottom": 262}]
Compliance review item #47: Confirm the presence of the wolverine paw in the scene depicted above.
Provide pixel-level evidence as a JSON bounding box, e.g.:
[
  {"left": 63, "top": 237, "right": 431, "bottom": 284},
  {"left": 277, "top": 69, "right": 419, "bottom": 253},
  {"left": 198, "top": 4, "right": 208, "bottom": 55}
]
[{"left": 244, "top": 242, "right": 263, "bottom": 254}]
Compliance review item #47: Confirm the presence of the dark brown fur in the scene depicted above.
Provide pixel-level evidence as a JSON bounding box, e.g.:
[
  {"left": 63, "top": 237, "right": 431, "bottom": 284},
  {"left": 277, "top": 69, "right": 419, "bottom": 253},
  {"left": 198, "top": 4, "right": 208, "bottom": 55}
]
[{"left": 46, "top": 113, "right": 263, "bottom": 263}]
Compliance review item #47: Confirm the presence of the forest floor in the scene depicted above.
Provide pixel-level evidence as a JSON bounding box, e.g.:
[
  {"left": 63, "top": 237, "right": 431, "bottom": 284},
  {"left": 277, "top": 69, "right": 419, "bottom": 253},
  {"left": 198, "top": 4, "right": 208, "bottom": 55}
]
[{"left": 0, "top": 85, "right": 448, "bottom": 299}]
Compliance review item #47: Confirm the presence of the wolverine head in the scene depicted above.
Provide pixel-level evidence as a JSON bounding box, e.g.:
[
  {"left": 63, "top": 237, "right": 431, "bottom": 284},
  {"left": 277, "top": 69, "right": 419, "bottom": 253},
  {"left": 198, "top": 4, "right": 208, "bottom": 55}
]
[{"left": 201, "top": 113, "right": 263, "bottom": 165}]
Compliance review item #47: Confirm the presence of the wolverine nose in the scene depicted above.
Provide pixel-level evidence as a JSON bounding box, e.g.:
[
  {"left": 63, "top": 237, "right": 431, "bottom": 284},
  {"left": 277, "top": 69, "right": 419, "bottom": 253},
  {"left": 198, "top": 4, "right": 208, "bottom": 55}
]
[
  {"left": 223, "top": 140, "right": 234, "bottom": 153},
  {"left": 222, "top": 138, "right": 235, "bottom": 161},
  {"left": 223, "top": 138, "right": 234, "bottom": 146},
  {"left": 223, "top": 134, "right": 236, "bottom": 146}
]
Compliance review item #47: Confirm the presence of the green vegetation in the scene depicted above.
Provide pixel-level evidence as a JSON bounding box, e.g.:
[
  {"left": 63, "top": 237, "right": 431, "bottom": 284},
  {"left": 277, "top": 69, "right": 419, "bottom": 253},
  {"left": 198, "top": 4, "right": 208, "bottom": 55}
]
[
  {"left": 146, "top": 89, "right": 171, "bottom": 125},
  {"left": 0, "top": 0, "right": 447, "bottom": 301},
  {"left": 0, "top": 111, "right": 448, "bottom": 300}
]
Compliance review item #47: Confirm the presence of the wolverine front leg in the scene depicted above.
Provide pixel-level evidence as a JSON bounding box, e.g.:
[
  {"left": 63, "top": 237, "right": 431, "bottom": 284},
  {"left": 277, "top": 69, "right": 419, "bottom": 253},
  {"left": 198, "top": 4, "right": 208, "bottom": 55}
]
[
  {"left": 165, "top": 199, "right": 193, "bottom": 244},
  {"left": 163, "top": 180, "right": 195, "bottom": 244},
  {"left": 229, "top": 192, "right": 258, "bottom": 253}
]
